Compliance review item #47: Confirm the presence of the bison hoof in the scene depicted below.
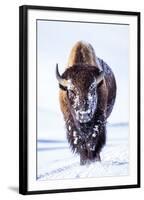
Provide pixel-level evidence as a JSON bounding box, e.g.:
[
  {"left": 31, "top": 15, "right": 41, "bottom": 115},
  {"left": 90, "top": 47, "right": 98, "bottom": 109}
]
[
  {"left": 80, "top": 159, "right": 87, "bottom": 165},
  {"left": 80, "top": 154, "right": 101, "bottom": 165}
]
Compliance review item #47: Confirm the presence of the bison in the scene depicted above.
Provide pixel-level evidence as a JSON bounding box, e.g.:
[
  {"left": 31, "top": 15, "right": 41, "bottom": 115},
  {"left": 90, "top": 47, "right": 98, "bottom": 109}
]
[{"left": 56, "top": 41, "right": 116, "bottom": 165}]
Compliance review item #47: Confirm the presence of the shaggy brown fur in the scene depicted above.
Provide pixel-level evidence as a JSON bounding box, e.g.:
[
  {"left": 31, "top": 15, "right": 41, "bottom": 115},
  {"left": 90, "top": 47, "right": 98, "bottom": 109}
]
[
  {"left": 67, "top": 41, "right": 97, "bottom": 66},
  {"left": 58, "top": 41, "right": 116, "bottom": 165}
]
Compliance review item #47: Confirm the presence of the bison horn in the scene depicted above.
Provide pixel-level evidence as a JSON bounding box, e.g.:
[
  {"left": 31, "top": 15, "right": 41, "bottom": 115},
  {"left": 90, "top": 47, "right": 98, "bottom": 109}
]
[
  {"left": 56, "top": 63, "right": 68, "bottom": 88},
  {"left": 96, "top": 71, "right": 104, "bottom": 84}
]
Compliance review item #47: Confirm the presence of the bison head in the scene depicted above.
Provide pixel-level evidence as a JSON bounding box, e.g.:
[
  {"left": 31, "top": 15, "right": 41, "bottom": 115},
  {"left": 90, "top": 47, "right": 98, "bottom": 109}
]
[{"left": 56, "top": 64, "right": 104, "bottom": 123}]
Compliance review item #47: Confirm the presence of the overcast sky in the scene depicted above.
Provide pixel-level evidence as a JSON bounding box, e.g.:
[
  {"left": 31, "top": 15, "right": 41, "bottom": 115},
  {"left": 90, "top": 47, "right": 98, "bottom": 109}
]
[{"left": 37, "top": 20, "right": 129, "bottom": 126}]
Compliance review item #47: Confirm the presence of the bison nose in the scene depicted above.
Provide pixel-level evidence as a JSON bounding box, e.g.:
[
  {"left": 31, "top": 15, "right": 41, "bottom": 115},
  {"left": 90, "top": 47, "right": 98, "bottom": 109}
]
[
  {"left": 82, "top": 101, "right": 89, "bottom": 111},
  {"left": 79, "top": 111, "right": 90, "bottom": 119}
]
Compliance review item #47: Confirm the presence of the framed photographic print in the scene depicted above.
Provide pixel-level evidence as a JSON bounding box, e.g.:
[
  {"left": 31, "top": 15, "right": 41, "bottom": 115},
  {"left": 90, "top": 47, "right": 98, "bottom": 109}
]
[{"left": 19, "top": 5, "right": 140, "bottom": 195}]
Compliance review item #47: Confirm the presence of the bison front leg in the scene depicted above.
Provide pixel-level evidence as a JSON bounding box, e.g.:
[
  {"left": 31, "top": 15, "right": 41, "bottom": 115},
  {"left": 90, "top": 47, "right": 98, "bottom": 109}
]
[
  {"left": 80, "top": 150, "right": 88, "bottom": 165},
  {"left": 80, "top": 152, "right": 88, "bottom": 165},
  {"left": 87, "top": 150, "right": 101, "bottom": 162},
  {"left": 95, "top": 153, "right": 101, "bottom": 161},
  {"left": 85, "top": 123, "right": 106, "bottom": 164},
  {"left": 80, "top": 150, "right": 101, "bottom": 165}
]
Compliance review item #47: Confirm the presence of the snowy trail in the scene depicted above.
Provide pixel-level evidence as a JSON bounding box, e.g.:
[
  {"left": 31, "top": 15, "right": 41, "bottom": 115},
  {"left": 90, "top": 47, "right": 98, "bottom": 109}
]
[{"left": 37, "top": 125, "right": 129, "bottom": 180}]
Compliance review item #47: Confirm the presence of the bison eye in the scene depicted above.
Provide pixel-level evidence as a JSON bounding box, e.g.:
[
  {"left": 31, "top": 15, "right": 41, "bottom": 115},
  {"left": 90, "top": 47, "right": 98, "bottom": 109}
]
[
  {"left": 89, "top": 79, "right": 97, "bottom": 91},
  {"left": 68, "top": 90, "right": 76, "bottom": 98},
  {"left": 89, "top": 85, "right": 95, "bottom": 91}
]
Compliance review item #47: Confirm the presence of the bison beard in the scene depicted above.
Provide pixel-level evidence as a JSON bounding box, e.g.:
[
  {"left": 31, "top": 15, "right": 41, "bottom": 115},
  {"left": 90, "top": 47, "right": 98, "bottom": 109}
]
[
  {"left": 56, "top": 41, "right": 116, "bottom": 165},
  {"left": 66, "top": 117, "right": 106, "bottom": 165}
]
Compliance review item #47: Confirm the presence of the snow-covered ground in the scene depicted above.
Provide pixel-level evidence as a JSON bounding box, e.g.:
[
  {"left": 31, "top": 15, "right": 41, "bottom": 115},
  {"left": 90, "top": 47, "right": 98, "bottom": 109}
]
[{"left": 37, "top": 124, "right": 129, "bottom": 180}]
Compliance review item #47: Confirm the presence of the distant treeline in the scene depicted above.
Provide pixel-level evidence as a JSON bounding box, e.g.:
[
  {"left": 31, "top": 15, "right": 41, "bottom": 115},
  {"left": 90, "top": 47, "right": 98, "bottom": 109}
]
[{"left": 108, "top": 122, "right": 128, "bottom": 127}]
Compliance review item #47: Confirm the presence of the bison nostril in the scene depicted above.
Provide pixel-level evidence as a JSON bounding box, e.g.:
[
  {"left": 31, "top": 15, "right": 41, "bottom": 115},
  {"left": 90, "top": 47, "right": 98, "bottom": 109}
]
[
  {"left": 80, "top": 113, "right": 84, "bottom": 119},
  {"left": 78, "top": 112, "right": 82, "bottom": 117}
]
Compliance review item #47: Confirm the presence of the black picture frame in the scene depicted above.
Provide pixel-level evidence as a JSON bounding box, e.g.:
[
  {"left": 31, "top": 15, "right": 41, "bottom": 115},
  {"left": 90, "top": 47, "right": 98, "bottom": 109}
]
[{"left": 19, "top": 5, "right": 141, "bottom": 195}]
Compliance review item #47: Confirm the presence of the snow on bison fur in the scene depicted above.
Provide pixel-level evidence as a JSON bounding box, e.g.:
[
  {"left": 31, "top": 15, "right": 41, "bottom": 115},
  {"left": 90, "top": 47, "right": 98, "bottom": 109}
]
[{"left": 56, "top": 41, "right": 117, "bottom": 165}]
